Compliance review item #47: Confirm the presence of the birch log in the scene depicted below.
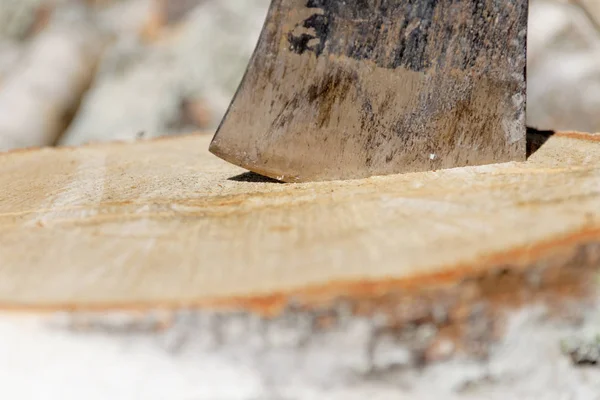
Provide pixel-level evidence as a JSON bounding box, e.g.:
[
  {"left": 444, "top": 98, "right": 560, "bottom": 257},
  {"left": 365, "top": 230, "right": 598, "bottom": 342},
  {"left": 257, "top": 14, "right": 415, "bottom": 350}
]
[
  {"left": 0, "top": 131, "right": 599, "bottom": 399},
  {"left": 0, "top": 18, "right": 105, "bottom": 152}
]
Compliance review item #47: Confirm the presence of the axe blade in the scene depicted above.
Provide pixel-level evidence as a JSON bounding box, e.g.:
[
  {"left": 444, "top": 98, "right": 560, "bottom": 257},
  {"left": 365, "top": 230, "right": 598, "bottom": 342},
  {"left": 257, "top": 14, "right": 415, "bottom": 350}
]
[{"left": 210, "top": 0, "right": 528, "bottom": 182}]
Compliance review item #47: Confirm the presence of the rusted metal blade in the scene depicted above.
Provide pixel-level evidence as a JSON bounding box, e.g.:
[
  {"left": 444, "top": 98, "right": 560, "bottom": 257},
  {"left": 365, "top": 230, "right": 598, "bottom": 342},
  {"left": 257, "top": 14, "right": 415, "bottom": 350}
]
[{"left": 209, "top": 0, "right": 528, "bottom": 182}]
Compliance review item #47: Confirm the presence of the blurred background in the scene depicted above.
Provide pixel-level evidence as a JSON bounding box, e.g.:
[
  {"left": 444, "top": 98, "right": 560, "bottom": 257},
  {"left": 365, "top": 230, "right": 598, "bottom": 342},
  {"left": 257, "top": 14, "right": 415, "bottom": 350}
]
[{"left": 0, "top": 0, "right": 598, "bottom": 152}]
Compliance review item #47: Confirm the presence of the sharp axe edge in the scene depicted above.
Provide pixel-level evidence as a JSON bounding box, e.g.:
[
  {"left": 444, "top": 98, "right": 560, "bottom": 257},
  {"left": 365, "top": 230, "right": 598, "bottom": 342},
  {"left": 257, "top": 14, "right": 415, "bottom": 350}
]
[{"left": 210, "top": 0, "right": 529, "bottom": 182}]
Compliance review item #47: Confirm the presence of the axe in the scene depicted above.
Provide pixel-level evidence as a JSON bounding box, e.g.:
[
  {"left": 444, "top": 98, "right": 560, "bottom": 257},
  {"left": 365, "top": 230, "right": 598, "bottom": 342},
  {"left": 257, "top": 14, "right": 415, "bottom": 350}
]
[{"left": 209, "top": 0, "right": 528, "bottom": 182}]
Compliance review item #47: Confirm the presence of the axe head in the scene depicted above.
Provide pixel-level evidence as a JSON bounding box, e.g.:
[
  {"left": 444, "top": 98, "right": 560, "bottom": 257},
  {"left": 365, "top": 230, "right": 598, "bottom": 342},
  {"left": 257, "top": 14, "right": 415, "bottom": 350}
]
[{"left": 210, "top": 0, "right": 528, "bottom": 182}]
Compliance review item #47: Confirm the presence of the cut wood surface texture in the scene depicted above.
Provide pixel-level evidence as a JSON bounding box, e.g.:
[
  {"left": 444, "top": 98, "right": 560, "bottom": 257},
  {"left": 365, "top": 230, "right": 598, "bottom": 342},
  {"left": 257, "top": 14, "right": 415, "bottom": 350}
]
[{"left": 0, "top": 131, "right": 599, "bottom": 310}]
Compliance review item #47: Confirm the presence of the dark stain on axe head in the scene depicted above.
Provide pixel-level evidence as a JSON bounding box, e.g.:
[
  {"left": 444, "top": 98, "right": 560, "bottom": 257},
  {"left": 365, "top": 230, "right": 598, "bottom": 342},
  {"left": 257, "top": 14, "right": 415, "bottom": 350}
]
[{"left": 288, "top": 0, "right": 526, "bottom": 72}]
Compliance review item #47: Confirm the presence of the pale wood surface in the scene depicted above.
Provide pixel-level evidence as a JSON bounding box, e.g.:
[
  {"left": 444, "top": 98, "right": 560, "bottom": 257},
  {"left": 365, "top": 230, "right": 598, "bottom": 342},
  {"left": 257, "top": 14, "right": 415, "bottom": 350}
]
[{"left": 0, "top": 131, "right": 599, "bottom": 310}]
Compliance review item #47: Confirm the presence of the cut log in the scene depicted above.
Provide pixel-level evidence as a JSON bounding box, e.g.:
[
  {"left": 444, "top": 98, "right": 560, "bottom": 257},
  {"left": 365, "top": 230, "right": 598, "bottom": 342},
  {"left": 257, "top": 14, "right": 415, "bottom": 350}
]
[
  {"left": 0, "top": 130, "right": 599, "bottom": 398},
  {"left": 2, "top": 130, "right": 600, "bottom": 308}
]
